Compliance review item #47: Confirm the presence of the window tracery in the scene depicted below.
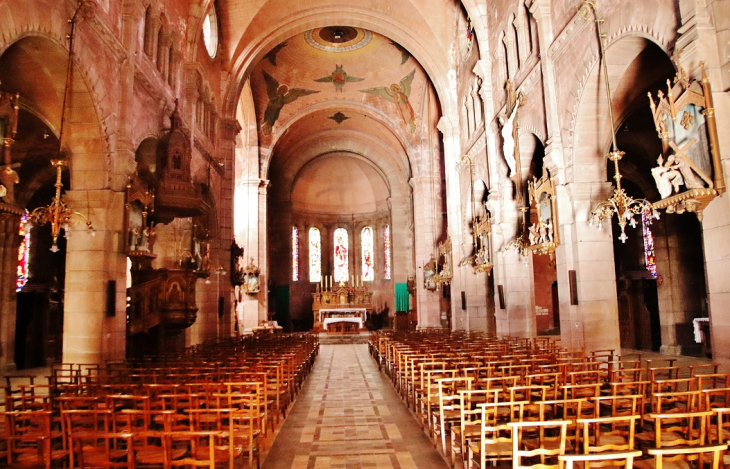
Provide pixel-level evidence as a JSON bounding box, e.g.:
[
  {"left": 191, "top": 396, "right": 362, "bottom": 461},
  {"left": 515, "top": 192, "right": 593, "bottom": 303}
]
[
  {"left": 292, "top": 226, "right": 299, "bottom": 281},
  {"left": 361, "top": 226, "right": 374, "bottom": 281},
  {"left": 309, "top": 227, "right": 321, "bottom": 283},
  {"left": 333, "top": 228, "right": 348, "bottom": 283},
  {"left": 384, "top": 224, "right": 391, "bottom": 280}
]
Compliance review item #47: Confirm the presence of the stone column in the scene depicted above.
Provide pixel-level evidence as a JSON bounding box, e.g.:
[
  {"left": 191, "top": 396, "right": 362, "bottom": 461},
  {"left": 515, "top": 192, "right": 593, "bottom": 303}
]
[
  {"left": 438, "top": 114, "right": 468, "bottom": 331},
  {"left": 62, "top": 189, "right": 127, "bottom": 364},
  {"left": 473, "top": 59, "right": 499, "bottom": 336},
  {"left": 409, "top": 176, "right": 441, "bottom": 329},
  {"left": 0, "top": 211, "right": 21, "bottom": 372},
  {"left": 675, "top": 0, "right": 730, "bottom": 369},
  {"left": 555, "top": 182, "right": 620, "bottom": 353}
]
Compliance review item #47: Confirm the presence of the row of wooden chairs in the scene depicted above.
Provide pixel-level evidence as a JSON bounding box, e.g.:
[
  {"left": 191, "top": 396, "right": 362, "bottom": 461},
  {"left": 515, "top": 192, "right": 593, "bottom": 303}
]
[
  {"left": 371, "top": 330, "right": 730, "bottom": 469},
  {"left": 1, "top": 332, "right": 319, "bottom": 469}
]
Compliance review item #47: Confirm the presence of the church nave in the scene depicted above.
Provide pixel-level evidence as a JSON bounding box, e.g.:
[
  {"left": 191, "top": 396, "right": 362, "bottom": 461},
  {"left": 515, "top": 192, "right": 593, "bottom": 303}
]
[{"left": 263, "top": 343, "right": 448, "bottom": 469}]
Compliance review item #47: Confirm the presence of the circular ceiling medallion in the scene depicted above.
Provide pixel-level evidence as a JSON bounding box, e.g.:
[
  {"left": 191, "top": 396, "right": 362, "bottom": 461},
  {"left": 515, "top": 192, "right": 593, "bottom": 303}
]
[{"left": 305, "top": 27, "right": 372, "bottom": 53}]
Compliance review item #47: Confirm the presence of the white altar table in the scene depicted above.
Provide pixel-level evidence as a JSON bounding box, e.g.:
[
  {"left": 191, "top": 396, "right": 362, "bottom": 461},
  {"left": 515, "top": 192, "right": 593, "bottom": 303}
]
[
  {"left": 323, "top": 317, "right": 364, "bottom": 330},
  {"left": 318, "top": 308, "right": 367, "bottom": 323}
]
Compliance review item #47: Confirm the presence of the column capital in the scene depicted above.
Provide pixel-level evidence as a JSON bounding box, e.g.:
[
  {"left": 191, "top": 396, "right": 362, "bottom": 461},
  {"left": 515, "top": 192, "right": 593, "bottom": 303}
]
[{"left": 437, "top": 115, "right": 458, "bottom": 138}]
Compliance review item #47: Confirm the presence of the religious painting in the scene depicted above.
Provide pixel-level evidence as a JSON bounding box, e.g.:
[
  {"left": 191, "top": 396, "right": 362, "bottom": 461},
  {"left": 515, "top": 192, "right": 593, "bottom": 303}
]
[
  {"left": 647, "top": 57, "right": 724, "bottom": 219},
  {"left": 438, "top": 237, "right": 453, "bottom": 284},
  {"left": 423, "top": 255, "right": 437, "bottom": 291},
  {"left": 526, "top": 167, "right": 559, "bottom": 258},
  {"left": 264, "top": 42, "right": 287, "bottom": 66},
  {"left": 261, "top": 71, "right": 319, "bottom": 136},
  {"left": 314, "top": 65, "right": 364, "bottom": 92},
  {"left": 361, "top": 69, "right": 417, "bottom": 133}
]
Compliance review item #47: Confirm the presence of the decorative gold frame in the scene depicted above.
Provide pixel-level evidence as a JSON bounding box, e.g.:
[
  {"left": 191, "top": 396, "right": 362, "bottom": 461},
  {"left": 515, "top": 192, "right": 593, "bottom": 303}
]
[
  {"left": 438, "top": 237, "right": 453, "bottom": 284},
  {"left": 647, "top": 59, "right": 724, "bottom": 220},
  {"left": 526, "top": 167, "right": 559, "bottom": 259}
]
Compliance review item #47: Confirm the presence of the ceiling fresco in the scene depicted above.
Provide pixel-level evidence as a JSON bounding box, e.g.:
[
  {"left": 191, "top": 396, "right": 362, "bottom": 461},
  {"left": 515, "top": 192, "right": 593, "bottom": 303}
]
[{"left": 250, "top": 27, "right": 431, "bottom": 147}]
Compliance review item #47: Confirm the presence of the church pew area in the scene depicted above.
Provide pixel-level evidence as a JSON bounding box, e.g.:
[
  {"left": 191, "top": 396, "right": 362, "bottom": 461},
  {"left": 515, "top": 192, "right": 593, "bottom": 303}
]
[
  {"left": 370, "top": 330, "right": 730, "bottom": 469},
  {"left": 0, "top": 333, "right": 319, "bottom": 469}
]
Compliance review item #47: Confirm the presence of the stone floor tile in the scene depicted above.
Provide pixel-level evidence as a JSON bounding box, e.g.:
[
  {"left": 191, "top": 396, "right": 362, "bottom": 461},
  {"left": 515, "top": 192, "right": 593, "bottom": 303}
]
[{"left": 261, "top": 343, "right": 448, "bottom": 469}]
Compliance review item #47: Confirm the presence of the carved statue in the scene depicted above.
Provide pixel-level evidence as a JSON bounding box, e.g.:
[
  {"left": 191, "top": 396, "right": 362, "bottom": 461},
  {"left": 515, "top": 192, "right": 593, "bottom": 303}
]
[{"left": 651, "top": 155, "right": 684, "bottom": 199}]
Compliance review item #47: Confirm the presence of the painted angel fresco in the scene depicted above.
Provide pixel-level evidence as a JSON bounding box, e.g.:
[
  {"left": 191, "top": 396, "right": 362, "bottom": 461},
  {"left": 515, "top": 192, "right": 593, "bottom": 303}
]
[
  {"left": 362, "top": 69, "right": 417, "bottom": 133},
  {"left": 314, "top": 65, "right": 363, "bottom": 92},
  {"left": 261, "top": 71, "right": 319, "bottom": 136}
]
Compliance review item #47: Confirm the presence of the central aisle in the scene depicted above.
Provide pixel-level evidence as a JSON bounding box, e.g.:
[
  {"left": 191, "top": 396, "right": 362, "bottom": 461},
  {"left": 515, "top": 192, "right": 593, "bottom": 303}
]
[{"left": 263, "top": 342, "right": 449, "bottom": 469}]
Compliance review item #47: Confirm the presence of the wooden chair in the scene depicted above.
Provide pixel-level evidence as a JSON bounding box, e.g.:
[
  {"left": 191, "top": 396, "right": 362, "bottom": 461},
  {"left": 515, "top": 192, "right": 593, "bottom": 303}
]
[
  {"left": 467, "top": 401, "right": 526, "bottom": 469},
  {"left": 65, "top": 410, "right": 134, "bottom": 469},
  {"left": 645, "top": 443, "right": 727, "bottom": 469},
  {"left": 559, "top": 451, "right": 643, "bottom": 469},
  {"left": 577, "top": 414, "right": 640, "bottom": 456},
  {"left": 509, "top": 420, "right": 569, "bottom": 469},
  {"left": 5, "top": 410, "right": 69, "bottom": 469},
  {"left": 435, "top": 377, "right": 473, "bottom": 462},
  {"left": 451, "top": 389, "right": 501, "bottom": 469}
]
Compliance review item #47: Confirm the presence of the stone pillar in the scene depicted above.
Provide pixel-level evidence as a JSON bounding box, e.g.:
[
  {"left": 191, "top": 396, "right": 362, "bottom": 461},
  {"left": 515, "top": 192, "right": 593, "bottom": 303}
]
[
  {"left": 675, "top": 0, "right": 730, "bottom": 369},
  {"left": 473, "top": 59, "right": 499, "bottom": 336},
  {"left": 555, "top": 182, "right": 620, "bottom": 353},
  {"left": 235, "top": 178, "right": 267, "bottom": 331},
  {"left": 438, "top": 114, "right": 468, "bottom": 331},
  {"left": 409, "top": 176, "right": 441, "bottom": 329},
  {"left": 529, "top": 0, "right": 566, "bottom": 172},
  {"left": 0, "top": 212, "right": 21, "bottom": 372},
  {"left": 62, "top": 189, "right": 127, "bottom": 364}
]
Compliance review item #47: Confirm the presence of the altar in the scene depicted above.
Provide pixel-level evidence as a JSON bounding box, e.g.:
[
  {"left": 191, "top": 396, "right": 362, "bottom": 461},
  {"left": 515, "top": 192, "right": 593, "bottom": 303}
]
[{"left": 312, "top": 279, "right": 373, "bottom": 332}]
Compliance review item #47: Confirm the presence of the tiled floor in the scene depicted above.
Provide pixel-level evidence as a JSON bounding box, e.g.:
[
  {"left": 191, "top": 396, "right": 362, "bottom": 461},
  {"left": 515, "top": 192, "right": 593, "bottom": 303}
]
[{"left": 262, "top": 343, "right": 449, "bottom": 469}]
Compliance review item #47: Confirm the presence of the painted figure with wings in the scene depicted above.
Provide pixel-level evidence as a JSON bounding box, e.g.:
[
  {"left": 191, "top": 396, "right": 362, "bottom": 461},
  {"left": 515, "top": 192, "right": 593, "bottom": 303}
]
[
  {"left": 362, "top": 69, "right": 417, "bottom": 133},
  {"left": 261, "top": 71, "right": 319, "bottom": 136}
]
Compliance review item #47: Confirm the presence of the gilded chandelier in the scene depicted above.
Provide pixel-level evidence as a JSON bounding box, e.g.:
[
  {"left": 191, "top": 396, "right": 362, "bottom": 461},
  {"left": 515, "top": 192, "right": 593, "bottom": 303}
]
[
  {"left": 28, "top": 2, "right": 95, "bottom": 251},
  {"left": 29, "top": 160, "right": 93, "bottom": 252},
  {"left": 581, "top": 0, "right": 658, "bottom": 242}
]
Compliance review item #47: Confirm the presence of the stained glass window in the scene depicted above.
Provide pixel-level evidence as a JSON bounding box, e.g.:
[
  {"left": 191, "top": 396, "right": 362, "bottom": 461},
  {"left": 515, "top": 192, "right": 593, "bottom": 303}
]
[
  {"left": 642, "top": 211, "right": 657, "bottom": 279},
  {"left": 334, "top": 228, "right": 348, "bottom": 283},
  {"left": 292, "top": 226, "right": 299, "bottom": 281},
  {"left": 384, "top": 224, "right": 391, "bottom": 280},
  {"left": 308, "top": 227, "right": 321, "bottom": 283},
  {"left": 16, "top": 211, "right": 30, "bottom": 292},
  {"left": 361, "top": 226, "right": 374, "bottom": 281},
  {"left": 202, "top": 6, "right": 218, "bottom": 58}
]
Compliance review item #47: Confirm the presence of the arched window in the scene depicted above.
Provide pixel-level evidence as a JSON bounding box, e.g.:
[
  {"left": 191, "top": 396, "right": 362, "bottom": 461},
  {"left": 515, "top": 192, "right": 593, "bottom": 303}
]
[
  {"left": 361, "top": 226, "right": 374, "bottom": 281},
  {"left": 308, "top": 227, "right": 321, "bottom": 283},
  {"left": 383, "top": 224, "right": 391, "bottom": 280},
  {"left": 143, "top": 6, "right": 154, "bottom": 58},
  {"left": 16, "top": 211, "right": 30, "bottom": 292},
  {"left": 333, "top": 228, "right": 348, "bottom": 283},
  {"left": 202, "top": 5, "right": 218, "bottom": 58},
  {"left": 292, "top": 226, "right": 299, "bottom": 281}
]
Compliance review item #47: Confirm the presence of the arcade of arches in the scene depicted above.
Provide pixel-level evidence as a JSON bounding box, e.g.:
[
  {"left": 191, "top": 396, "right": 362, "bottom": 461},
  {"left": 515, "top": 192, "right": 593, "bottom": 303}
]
[{"left": 1, "top": 0, "right": 730, "bottom": 373}]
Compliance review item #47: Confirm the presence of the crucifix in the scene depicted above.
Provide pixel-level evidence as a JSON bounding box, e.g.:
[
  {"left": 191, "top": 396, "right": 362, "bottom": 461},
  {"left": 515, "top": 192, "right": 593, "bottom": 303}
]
[{"left": 499, "top": 79, "right": 525, "bottom": 204}]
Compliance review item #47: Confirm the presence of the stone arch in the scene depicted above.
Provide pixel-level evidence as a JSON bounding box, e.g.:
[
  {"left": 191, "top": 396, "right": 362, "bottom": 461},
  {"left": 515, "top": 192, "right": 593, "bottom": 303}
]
[
  {"left": 221, "top": 6, "right": 457, "bottom": 123},
  {"left": 569, "top": 33, "right": 673, "bottom": 186},
  {"left": 0, "top": 34, "right": 108, "bottom": 191}
]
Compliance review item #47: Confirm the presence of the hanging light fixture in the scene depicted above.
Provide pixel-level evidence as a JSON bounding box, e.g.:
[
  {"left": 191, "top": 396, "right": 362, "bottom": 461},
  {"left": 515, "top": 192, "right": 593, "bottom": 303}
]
[
  {"left": 28, "top": 2, "right": 95, "bottom": 252},
  {"left": 581, "top": 0, "right": 658, "bottom": 242}
]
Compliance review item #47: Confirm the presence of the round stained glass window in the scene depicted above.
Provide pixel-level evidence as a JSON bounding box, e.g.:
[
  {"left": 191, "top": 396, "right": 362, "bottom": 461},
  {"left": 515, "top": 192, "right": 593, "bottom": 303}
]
[{"left": 202, "top": 7, "right": 218, "bottom": 58}]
